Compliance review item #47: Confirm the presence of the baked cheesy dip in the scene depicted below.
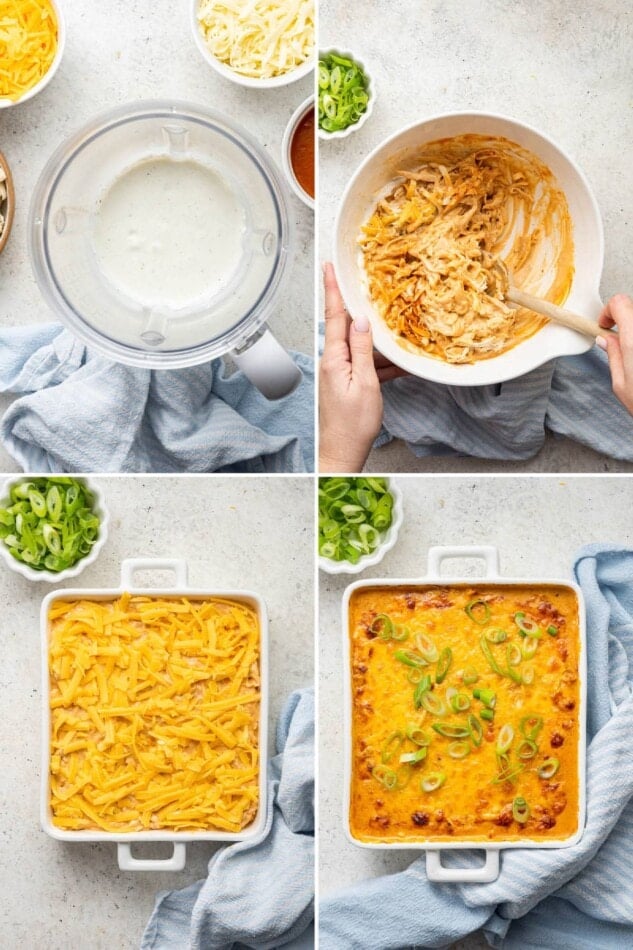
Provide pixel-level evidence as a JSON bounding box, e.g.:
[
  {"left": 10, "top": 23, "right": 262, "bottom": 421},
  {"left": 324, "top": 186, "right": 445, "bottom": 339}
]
[
  {"left": 49, "top": 595, "right": 260, "bottom": 834},
  {"left": 348, "top": 584, "right": 581, "bottom": 843}
]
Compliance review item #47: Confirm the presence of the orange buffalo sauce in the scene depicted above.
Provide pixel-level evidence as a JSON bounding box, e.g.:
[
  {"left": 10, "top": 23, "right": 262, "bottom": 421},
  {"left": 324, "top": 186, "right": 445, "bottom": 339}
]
[
  {"left": 290, "top": 106, "right": 314, "bottom": 199},
  {"left": 349, "top": 585, "right": 581, "bottom": 844}
]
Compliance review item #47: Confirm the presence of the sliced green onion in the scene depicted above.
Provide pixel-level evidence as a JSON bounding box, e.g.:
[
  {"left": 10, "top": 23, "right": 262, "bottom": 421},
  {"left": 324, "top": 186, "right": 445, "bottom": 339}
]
[
  {"left": 480, "top": 708, "right": 495, "bottom": 722},
  {"left": 421, "top": 771, "right": 446, "bottom": 793},
  {"left": 467, "top": 714, "right": 483, "bottom": 746},
  {"left": 435, "top": 647, "right": 452, "bottom": 684},
  {"left": 480, "top": 636, "right": 505, "bottom": 676},
  {"left": 496, "top": 724, "right": 514, "bottom": 753},
  {"left": 506, "top": 642, "right": 522, "bottom": 667},
  {"left": 400, "top": 748, "right": 427, "bottom": 765},
  {"left": 521, "top": 638, "right": 538, "bottom": 660},
  {"left": 547, "top": 624, "right": 559, "bottom": 637},
  {"left": 392, "top": 624, "right": 409, "bottom": 642},
  {"left": 407, "top": 667, "right": 425, "bottom": 684},
  {"left": 485, "top": 628, "right": 507, "bottom": 643},
  {"left": 514, "top": 612, "right": 541, "bottom": 637},
  {"left": 538, "top": 758, "right": 560, "bottom": 779},
  {"left": 318, "top": 53, "right": 370, "bottom": 133},
  {"left": 520, "top": 715, "right": 543, "bottom": 740},
  {"left": 420, "top": 692, "right": 445, "bottom": 716},
  {"left": 432, "top": 722, "right": 470, "bottom": 739},
  {"left": 372, "top": 765, "right": 397, "bottom": 789},
  {"left": 381, "top": 731, "right": 404, "bottom": 764},
  {"left": 394, "top": 649, "right": 428, "bottom": 669},
  {"left": 415, "top": 632, "right": 438, "bottom": 662},
  {"left": 517, "top": 738, "right": 538, "bottom": 760},
  {"left": 450, "top": 692, "right": 471, "bottom": 713},
  {"left": 371, "top": 614, "right": 394, "bottom": 640},
  {"left": 448, "top": 740, "right": 470, "bottom": 759},
  {"left": 406, "top": 725, "right": 431, "bottom": 747},
  {"left": 465, "top": 600, "right": 491, "bottom": 625},
  {"left": 319, "top": 477, "right": 392, "bottom": 563},
  {"left": 462, "top": 667, "right": 479, "bottom": 685},
  {"left": 413, "top": 675, "right": 432, "bottom": 707},
  {"left": 491, "top": 763, "right": 525, "bottom": 785},
  {"left": 473, "top": 687, "right": 496, "bottom": 708},
  {"left": 522, "top": 666, "right": 535, "bottom": 685},
  {"left": 512, "top": 796, "right": 530, "bottom": 823}
]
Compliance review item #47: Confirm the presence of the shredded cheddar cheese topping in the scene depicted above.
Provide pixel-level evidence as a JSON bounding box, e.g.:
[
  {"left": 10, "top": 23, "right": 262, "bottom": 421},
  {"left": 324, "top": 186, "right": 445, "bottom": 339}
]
[
  {"left": 49, "top": 595, "right": 260, "bottom": 834},
  {"left": 0, "top": 0, "right": 58, "bottom": 102}
]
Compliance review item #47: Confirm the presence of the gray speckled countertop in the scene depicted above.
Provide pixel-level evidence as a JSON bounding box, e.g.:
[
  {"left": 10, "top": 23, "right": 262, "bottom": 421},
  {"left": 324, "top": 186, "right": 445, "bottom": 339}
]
[
  {"left": 318, "top": 475, "right": 633, "bottom": 947},
  {"left": 0, "top": 476, "right": 314, "bottom": 948},
  {"left": 0, "top": 0, "right": 314, "bottom": 472},
  {"left": 319, "top": 0, "right": 633, "bottom": 473}
]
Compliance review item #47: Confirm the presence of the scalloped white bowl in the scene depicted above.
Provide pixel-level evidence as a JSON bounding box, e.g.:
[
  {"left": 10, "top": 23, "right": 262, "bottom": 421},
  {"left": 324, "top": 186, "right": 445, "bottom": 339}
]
[
  {"left": 0, "top": 477, "right": 109, "bottom": 583},
  {"left": 318, "top": 48, "right": 375, "bottom": 141},
  {"left": 319, "top": 479, "right": 403, "bottom": 575}
]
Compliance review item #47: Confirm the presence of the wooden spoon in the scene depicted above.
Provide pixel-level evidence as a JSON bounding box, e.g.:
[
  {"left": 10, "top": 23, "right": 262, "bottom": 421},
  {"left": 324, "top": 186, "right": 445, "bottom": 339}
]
[
  {"left": 0, "top": 150, "right": 15, "bottom": 255},
  {"left": 506, "top": 285, "right": 610, "bottom": 340}
]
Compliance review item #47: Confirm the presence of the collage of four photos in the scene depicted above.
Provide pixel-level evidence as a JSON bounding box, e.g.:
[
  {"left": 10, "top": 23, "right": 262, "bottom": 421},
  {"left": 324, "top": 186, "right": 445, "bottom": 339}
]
[{"left": 0, "top": 1, "right": 632, "bottom": 948}]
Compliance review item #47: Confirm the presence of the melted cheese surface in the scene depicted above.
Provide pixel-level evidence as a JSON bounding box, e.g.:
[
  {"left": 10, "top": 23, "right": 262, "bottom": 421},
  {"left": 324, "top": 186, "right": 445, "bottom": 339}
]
[{"left": 349, "top": 585, "right": 581, "bottom": 843}]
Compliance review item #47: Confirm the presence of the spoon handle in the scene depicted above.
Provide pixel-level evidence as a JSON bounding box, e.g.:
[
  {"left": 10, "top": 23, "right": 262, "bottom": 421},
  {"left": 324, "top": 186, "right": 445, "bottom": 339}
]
[{"left": 507, "top": 287, "right": 611, "bottom": 339}]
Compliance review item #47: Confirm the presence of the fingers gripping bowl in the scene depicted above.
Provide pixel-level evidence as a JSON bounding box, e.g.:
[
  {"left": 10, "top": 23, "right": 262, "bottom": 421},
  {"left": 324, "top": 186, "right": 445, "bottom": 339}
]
[{"left": 334, "top": 112, "right": 604, "bottom": 386}]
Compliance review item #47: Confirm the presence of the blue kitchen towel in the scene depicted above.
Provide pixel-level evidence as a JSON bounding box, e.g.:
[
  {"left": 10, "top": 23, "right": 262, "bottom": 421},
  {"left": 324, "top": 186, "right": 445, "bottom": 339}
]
[
  {"left": 319, "top": 545, "right": 633, "bottom": 950},
  {"left": 378, "top": 347, "right": 633, "bottom": 460},
  {"left": 141, "top": 688, "right": 314, "bottom": 950},
  {"left": 0, "top": 325, "right": 314, "bottom": 473}
]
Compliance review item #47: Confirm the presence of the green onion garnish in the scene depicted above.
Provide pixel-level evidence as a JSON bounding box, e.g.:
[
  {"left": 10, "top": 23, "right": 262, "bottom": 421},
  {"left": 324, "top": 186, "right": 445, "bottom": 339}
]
[
  {"left": 473, "top": 687, "right": 496, "bottom": 708},
  {"left": 512, "top": 796, "right": 530, "bottom": 823},
  {"left": 506, "top": 643, "right": 522, "bottom": 667},
  {"left": 485, "top": 628, "right": 507, "bottom": 643},
  {"left": 480, "top": 708, "right": 494, "bottom": 722},
  {"left": 435, "top": 647, "right": 452, "bottom": 684},
  {"left": 381, "top": 731, "right": 404, "bottom": 764},
  {"left": 462, "top": 667, "right": 479, "bottom": 685},
  {"left": 0, "top": 477, "right": 100, "bottom": 572},
  {"left": 480, "top": 636, "right": 505, "bottom": 677},
  {"left": 448, "top": 740, "right": 470, "bottom": 759},
  {"left": 371, "top": 614, "right": 394, "bottom": 640},
  {"left": 496, "top": 724, "right": 514, "bottom": 753},
  {"left": 492, "top": 763, "right": 524, "bottom": 785},
  {"left": 392, "top": 624, "right": 409, "bottom": 642},
  {"left": 450, "top": 692, "right": 471, "bottom": 713},
  {"left": 547, "top": 624, "right": 559, "bottom": 637},
  {"left": 514, "top": 612, "right": 541, "bottom": 637},
  {"left": 413, "top": 675, "right": 432, "bottom": 708},
  {"left": 415, "top": 632, "right": 439, "bottom": 662},
  {"left": 394, "top": 649, "right": 428, "bottom": 669},
  {"left": 420, "top": 692, "right": 445, "bottom": 715},
  {"left": 522, "top": 666, "right": 535, "bottom": 685},
  {"left": 407, "top": 668, "right": 425, "bottom": 685},
  {"left": 521, "top": 638, "right": 538, "bottom": 660},
  {"left": 465, "top": 600, "right": 491, "bottom": 625},
  {"left": 421, "top": 772, "right": 446, "bottom": 793},
  {"left": 400, "top": 748, "right": 427, "bottom": 765},
  {"left": 432, "top": 722, "right": 470, "bottom": 739},
  {"left": 318, "top": 52, "right": 370, "bottom": 134},
  {"left": 520, "top": 715, "right": 543, "bottom": 740},
  {"left": 372, "top": 764, "right": 397, "bottom": 789},
  {"left": 406, "top": 725, "right": 430, "bottom": 746},
  {"left": 537, "top": 758, "right": 560, "bottom": 779},
  {"left": 318, "top": 477, "right": 393, "bottom": 563},
  {"left": 517, "top": 739, "right": 538, "bottom": 760},
  {"left": 467, "top": 714, "right": 483, "bottom": 747}
]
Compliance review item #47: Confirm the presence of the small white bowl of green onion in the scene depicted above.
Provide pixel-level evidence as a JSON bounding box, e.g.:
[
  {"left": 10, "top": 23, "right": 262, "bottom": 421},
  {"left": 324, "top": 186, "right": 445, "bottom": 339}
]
[
  {"left": 318, "top": 49, "right": 374, "bottom": 140},
  {"left": 0, "top": 477, "right": 109, "bottom": 583},
  {"left": 318, "top": 477, "right": 402, "bottom": 574}
]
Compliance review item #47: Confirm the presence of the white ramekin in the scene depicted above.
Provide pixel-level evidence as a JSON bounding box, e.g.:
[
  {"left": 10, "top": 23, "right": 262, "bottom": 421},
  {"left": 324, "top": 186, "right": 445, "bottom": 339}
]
[
  {"left": 281, "top": 96, "right": 314, "bottom": 209},
  {"left": 0, "top": 0, "right": 66, "bottom": 109},
  {"left": 190, "top": 0, "right": 314, "bottom": 89},
  {"left": 317, "top": 48, "right": 375, "bottom": 141},
  {"left": 319, "top": 479, "right": 403, "bottom": 575},
  {"left": 0, "top": 477, "right": 109, "bottom": 583}
]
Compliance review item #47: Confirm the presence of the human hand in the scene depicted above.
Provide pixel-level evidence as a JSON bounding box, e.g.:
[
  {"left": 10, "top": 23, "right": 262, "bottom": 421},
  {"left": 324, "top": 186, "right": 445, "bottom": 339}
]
[
  {"left": 319, "top": 262, "right": 406, "bottom": 473},
  {"left": 596, "top": 294, "right": 633, "bottom": 417}
]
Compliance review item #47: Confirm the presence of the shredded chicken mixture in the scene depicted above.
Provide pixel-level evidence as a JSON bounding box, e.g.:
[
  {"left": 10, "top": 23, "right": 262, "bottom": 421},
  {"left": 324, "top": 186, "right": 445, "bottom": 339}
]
[{"left": 360, "top": 135, "right": 574, "bottom": 363}]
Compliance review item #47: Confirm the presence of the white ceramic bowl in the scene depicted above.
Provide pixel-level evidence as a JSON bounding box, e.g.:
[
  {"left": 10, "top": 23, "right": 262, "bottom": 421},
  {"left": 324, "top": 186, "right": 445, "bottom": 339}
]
[
  {"left": 318, "top": 48, "right": 375, "bottom": 140},
  {"left": 0, "top": 477, "right": 109, "bottom": 583},
  {"left": 0, "top": 0, "right": 65, "bottom": 109},
  {"left": 190, "top": 0, "right": 314, "bottom": 89},
  {"left": 334, "top": 111, "right": 604, "bottom": 386},
  {"left": 319, "top": 479, "right": 403, "bottom": 575},
  {"left": 282, "top": 97, "right": 314, "bottom": 209}
]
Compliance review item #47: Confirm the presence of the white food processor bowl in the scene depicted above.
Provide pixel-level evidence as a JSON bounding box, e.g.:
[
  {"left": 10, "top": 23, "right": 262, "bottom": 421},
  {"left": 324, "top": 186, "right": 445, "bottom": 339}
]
[{"left": 29, "top": 100, "right": 301, "bottom": 400}]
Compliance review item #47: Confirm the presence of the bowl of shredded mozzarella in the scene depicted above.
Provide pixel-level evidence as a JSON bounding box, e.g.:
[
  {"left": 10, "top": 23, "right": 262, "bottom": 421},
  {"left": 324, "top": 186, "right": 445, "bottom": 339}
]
[{"left": 192, "top": 0, "right": 315, "bottom": 88}]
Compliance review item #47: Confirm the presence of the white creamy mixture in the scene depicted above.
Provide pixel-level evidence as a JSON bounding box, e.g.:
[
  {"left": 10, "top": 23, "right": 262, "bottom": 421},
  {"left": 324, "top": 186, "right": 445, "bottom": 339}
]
[{"left": 93, "top": 157, "right": 244, "bottom": 309}]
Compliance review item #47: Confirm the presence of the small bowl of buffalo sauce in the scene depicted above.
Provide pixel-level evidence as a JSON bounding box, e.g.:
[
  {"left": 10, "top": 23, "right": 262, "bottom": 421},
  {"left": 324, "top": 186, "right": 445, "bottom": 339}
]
[{"left": 282, "top": 97, "right": 314, "bottom": 210}]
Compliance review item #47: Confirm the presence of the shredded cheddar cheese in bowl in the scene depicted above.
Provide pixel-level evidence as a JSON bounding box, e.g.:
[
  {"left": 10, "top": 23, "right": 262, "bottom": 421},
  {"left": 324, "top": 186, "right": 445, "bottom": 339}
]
[
  {"left": 196, "top": 0, "right": 314, "bottom": 81},
  {"left": 0, "top": 0, "right": 60, "bottom": 104},
  {"left": 48, "top": 595, "right": 261, "bottom": 834}
]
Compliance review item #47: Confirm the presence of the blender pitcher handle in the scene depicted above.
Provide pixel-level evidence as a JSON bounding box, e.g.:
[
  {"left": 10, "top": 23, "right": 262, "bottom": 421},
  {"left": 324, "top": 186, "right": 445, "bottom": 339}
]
[{"left": 232, "top": 328, "right": 301, "bottom": 400}]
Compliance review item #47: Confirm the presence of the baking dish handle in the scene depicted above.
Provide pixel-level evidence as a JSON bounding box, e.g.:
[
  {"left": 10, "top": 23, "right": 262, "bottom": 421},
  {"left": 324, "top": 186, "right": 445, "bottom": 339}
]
[
  {"left": 426, "top": 848, "right": 500, "bottom": 883},
  {"left": 120, "top": 558, "right": 188, "bottom": 588},
  {"left": 427, "top": 545, "right": 499, "bottom": 579},
  {"left": 117, "top": 842, "right": 186, "bottom": 872}
]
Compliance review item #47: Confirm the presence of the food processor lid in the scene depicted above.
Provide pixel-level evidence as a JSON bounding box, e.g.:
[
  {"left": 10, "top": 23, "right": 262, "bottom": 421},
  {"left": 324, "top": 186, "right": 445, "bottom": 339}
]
[{"left": 30, "top": 100, "right": 292, "bottom": 368}]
